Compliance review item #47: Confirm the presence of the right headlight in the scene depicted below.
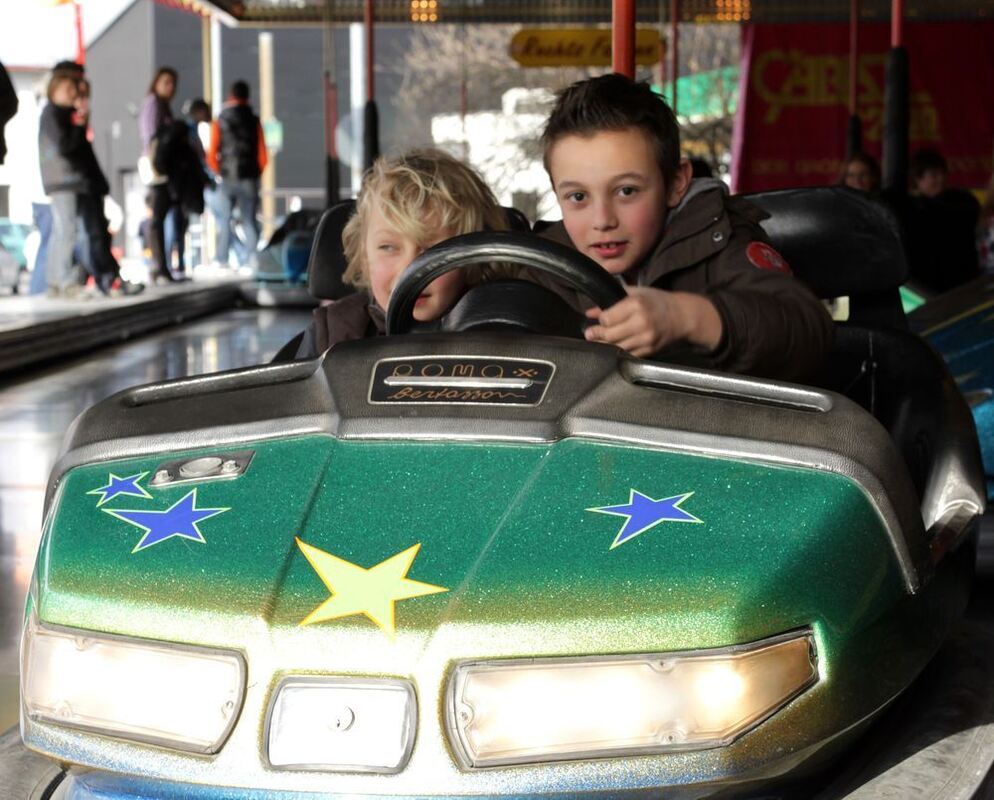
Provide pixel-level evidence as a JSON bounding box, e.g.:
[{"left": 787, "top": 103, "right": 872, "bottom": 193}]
[
  {"left": 446, "top": 631, "right": 816, "bottom": 768},
  {"left": 21, "top": 613, "right": 245, "bottom": 754}
]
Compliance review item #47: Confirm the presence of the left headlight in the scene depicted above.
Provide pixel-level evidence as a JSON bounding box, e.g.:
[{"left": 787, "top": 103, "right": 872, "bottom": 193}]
[
  {"left": 21, "top": 614, "right": 245, "bottom": 754},
  {"left": 446, "top": 631, "right": 816, "bottom": 768}
]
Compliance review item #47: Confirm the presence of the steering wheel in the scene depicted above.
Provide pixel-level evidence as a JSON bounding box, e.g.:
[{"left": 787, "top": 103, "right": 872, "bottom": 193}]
[{"left": 385, "top": 231, "right": 626, "bottom": 336}]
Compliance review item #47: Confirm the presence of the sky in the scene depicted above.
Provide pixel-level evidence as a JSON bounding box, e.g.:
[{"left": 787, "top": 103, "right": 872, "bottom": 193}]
[{"left": 0, "top": 0, "right": 136, "bottom": 69}]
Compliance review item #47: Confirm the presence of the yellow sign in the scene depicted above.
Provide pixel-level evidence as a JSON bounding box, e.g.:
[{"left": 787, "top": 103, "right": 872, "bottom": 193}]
[{"left": 511, "top": 28, "right": 661, "bottom": 68}]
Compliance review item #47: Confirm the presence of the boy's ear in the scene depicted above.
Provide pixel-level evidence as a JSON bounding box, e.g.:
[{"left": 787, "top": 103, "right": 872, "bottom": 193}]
[{"left": 665, "top": 158, "right": 694, "bottom": 209}]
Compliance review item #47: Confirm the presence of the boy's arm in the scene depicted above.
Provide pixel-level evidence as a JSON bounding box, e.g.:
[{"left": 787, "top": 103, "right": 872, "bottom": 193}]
[
  {"left": 584, "top": 287, "right": 723, "bottom": 356},
  {"left": 584, "top": 239, "right": 833, "bottom": 383},
  {"left": 697, "top": 239, "right": 834, "bottom": 382}
]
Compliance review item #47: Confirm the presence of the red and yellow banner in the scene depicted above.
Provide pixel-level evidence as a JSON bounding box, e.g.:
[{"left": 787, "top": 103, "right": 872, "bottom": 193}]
[{"left": 732, "top": 22, "right": 994, "bottom": 192}]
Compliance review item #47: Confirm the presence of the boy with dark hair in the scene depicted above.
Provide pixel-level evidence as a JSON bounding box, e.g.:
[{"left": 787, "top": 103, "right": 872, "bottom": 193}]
[
  {"left": 536, "top": 74, "right": 832, "bottom": 383},
  {"left": 903, "top": 148, "right": 980, "bottom": 292},
  {"left": 910, "top": 148, "right": 948, "bottom": 198}
]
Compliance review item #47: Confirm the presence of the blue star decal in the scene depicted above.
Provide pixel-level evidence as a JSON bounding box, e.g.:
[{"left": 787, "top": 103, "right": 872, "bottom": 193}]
[
  {"left": 103, "top": 489, "right": 229, "bottom": 553},
  {"left": 587, "top": 490, "right": 703, "bottom": 549},
  {"left": 87, "top": 472, "right": 152, "bottom": 507}
]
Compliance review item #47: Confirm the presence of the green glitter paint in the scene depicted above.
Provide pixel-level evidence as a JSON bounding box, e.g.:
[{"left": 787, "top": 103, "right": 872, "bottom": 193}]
[{"left": 25, "top": 435, "right": 971, "bottom": 797}]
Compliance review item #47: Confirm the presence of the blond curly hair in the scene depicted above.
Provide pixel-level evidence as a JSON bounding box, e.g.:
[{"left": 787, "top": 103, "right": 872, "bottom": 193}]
[{"left": 342, "top": 149, "right": 508, "bottom": 288}]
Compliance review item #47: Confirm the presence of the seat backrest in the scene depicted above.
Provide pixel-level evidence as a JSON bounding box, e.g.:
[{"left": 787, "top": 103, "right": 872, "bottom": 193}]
[
  {"left": 307, "top": 203, "right": 533, "bottom": 301},
  {"left": 825, "top": 322, "right": 984, "bottom": 539},
  {"left": 307, "top": 200, "right": 357, "bottom": 301},
  {"left": 746, "top": 186, "right": 909, "bottom": 329}
]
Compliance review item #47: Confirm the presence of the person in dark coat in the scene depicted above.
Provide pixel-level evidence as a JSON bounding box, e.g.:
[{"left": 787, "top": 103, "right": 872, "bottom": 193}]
[
  {"left": 154, "top": 117, "right": 208, "bottom": 277},
  {"left": 0, "top": 60, "right": 18, "bottom": 166},
  {"left": 901, "top": 149, "right": 981, "bottom": 294},
  {"left": 292, "top": 149, "right": 508, "bottom": 358},
  {"left": 530, "top": 74, "right": 832, "bottom": 384},
  {"left": 38, "top": 71, "right": 87, "bottom": 296},
  {"left": 139, "top": 66, "right": 184, "bottom": 281},
  {"left": 75, "top": 77, "right": 142, "bottom": 295}
]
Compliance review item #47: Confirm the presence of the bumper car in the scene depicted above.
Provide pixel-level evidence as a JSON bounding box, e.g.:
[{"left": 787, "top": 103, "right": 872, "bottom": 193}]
[
  {"left": 7, "top": 189, "right": 989, "bottom": 799},
  {"left": 907, "top": 274, "right": 994, "bottom": 503}
]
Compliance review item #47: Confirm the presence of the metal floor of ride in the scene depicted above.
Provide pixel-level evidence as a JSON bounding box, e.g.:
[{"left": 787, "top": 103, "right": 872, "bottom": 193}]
[{"left": 0, "top": 308, "right": 312, "bottom": 732}]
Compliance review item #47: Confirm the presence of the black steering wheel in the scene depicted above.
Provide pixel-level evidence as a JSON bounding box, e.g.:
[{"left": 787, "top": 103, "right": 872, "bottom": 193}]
[{"left": 385, "top": 231, "right": 626, "bottom": 336}]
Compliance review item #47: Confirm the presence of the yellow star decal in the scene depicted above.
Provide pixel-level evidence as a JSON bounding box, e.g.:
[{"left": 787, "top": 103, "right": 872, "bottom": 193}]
[{"left": 295, "top": 538, "right": 448, "bottom": 638}]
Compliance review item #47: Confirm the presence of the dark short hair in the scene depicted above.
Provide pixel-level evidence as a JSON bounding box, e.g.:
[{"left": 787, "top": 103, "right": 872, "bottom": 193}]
[
  {"left": 840, "top": 151, "right": 881, "bottom": 187},
  {"left": 231, "top": 80, "right": 250, "bottom": 101},
  {"left": 148, "top": 67, "right": 178, "bottom": 96},
  {"left": 183, "top": 97, "right": 211, "bottom": 119},
  {"left": 910, "top": 148, "right": 947, "bottom": 180},
  {"left": 52, "top": 60, "right": 84, "bottom": 75},
  {"left": 541, "top": 73, "right": 681, "bottom": 186}
]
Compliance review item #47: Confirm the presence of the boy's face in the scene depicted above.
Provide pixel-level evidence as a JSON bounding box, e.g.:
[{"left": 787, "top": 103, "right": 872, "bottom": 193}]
[
  {"left": 843, "top": 161, "right": 874, "bottom": 192},
  {"left": 915, "top": 167, "right": 947, "bottom": 198},
  {"left": 365, "top": 203, "right": 465, "bottom": 321},
  {"left": 51, "top": 79, "right": 78, "bottom": 108},
  {"left": 548, "top": 128, "right": 690, "bottom": 275}
]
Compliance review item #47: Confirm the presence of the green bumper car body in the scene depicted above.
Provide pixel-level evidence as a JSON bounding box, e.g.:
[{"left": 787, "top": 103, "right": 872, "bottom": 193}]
[{"left": 19, "top": 325, "right": 984, "bottom": 798}]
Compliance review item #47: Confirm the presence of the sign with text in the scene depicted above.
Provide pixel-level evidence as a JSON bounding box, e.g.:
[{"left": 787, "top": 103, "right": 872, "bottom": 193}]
[
  {"left": 510, "top": 28, "right": 661, "bottom": 68},
  {"left": 732, "top": 22, "right": 994, "bottom": 191},
  {"left": 369, "top": 356, "right": 555, "bottom": 406}
]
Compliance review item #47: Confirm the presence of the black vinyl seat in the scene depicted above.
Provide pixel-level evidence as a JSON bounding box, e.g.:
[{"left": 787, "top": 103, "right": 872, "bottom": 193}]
[
  {"left": 748, "top": 187, "right": 982, "bottom": 528},
  {"left": 746, "top": 186, "right": 908, "bottom": 330},
  {"left": 307, "top": 200, "right": 357, "bottom": 302}
]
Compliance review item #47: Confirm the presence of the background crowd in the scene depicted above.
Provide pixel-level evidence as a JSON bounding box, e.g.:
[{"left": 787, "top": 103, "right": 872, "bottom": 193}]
[{"left": 0, "top": 56, "right": 991, "bottom": 302}]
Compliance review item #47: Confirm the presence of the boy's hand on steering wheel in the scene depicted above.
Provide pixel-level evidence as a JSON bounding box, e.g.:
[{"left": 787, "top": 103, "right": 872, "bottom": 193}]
[{"left": 583, "top": 286, "right": 723, "bottom": 358}]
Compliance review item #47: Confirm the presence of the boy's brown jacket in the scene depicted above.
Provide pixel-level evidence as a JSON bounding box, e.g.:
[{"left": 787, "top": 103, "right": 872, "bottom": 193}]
[{"left": 534, "top": 180, "right": 834, "bottom": 383}]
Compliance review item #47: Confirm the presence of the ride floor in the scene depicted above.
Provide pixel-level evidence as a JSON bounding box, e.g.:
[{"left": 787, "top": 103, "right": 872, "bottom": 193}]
[{"left": 0, "top": 307, "right": 311, "bottom": 731}]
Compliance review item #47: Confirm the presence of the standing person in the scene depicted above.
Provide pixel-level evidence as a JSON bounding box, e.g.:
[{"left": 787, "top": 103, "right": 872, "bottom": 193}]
[
  {"left": 37, "top": 70, "right": 86, "bottom": 297},
  {"left": 839, "top": 152, "right": 881, "bottom": 194},
  {"left": 138, "top": 67, "right": 182, "bottom": 282},
  {"left": 154, "top": 115, "right": 208, "bottom": 279},
  {"left": 164, "top": 98, "right": 213, "bottom": 271},
  {"left": 75, "top": 78, "right": 142, "bottom": 296},
  {"left": 30, "top": 61, "right": 84, "bottom": 294},
  {"left": 0, "top": 59, "right": 18, "bottom": 166},
  {"left": 903, "top": 149, "right": 980, "bottom": 293},
  {"left": 207, "top": 80, "right": 268, "bottom": 269},
  {"left": 184, "top": 97, "right": 245, "bottom": 268}
]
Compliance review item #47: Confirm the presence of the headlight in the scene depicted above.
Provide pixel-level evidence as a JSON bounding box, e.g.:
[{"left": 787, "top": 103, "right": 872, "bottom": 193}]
[
  {"left": 21, "top": 614, "right": 245, "bottom": 754},
  {"left": 446, "top": 631, "right": 816, "bottom": 767},
  {"left": 266, "top": 677, "right": 416, "bottom": 773}
]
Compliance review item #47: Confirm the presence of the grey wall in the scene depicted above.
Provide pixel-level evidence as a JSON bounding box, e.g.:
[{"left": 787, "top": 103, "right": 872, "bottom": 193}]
[
  {"left": 269, "top": 29, "right": 325, "bottom": 192},
  {"left": 153, "top": 3, "right": 206, "bottom": 115},
  {"left": 86, "top": 0, "right": 429, "bottom": 210},
  {"left": 87, "top": 0, "right": 152, "bottom": 201}
]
